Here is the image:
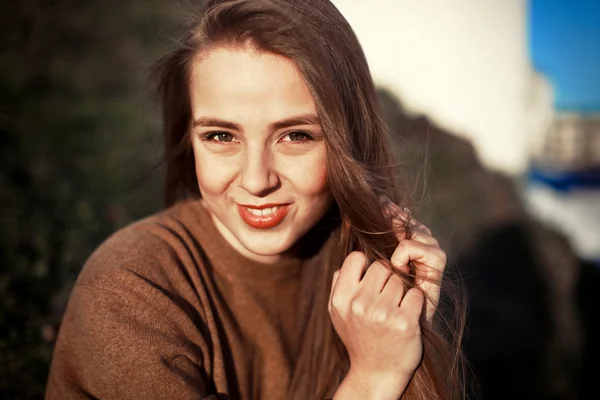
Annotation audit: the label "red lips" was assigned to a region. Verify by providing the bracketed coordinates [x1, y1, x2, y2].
[237, 203, 290, 229]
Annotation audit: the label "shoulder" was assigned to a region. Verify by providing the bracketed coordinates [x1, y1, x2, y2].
[48, 201, 217, 399]
[56, 200, 214, 351]
[76, 200, 210, 299]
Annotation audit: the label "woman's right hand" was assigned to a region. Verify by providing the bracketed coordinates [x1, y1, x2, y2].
[328, 252, 425, 399]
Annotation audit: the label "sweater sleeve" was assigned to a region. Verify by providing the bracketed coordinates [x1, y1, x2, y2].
[46, 243, 219, 399]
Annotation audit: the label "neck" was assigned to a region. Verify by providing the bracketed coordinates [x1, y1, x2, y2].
[208, 209, 296, 265]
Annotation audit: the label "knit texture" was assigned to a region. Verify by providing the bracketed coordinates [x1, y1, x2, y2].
[46, 199, 340, 399]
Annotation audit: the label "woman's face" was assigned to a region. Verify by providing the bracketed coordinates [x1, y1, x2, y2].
[189, 46, 333, 264]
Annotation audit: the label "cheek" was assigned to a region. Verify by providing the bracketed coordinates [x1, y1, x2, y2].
[193, 144, 238, 196]
[282, 150, 330, 199]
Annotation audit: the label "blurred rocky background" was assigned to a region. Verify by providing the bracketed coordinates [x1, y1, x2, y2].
[1, 0, 599, 399]
[1, 1, 175, 397]
[380, 88, 599, 399]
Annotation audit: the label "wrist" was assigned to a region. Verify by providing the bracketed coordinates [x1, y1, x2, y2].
[334, 368, 412, 400]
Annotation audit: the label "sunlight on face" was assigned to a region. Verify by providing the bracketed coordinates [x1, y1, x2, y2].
[189, 46, 333, 264]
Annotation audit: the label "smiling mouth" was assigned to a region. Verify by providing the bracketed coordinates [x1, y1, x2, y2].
[244, 205, 283, 216]
[237, 203, 290, 229]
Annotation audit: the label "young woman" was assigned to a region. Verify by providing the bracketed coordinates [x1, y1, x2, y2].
[47, 0, 465, 399]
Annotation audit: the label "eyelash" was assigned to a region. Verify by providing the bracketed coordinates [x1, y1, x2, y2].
[200, 131, 314, 144]
[201, 131, 236, 143]
[281, 131, 314, 143]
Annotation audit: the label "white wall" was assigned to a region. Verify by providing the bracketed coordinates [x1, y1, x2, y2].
[331, 0, 531, 174]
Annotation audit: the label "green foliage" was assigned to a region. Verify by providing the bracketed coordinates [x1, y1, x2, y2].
[0, 1, 179, 397]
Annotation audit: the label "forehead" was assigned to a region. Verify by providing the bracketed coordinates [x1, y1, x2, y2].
[189, 47, 318, 122]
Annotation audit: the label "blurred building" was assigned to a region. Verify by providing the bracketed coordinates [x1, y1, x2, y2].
[526, 0, 600, 264]
[332, 0, 530, 174]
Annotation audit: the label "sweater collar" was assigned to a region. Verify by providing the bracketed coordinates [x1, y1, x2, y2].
[183, 199, 306, 282]
[180, 199, 341, 282]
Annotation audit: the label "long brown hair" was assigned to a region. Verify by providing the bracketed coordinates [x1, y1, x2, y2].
[151, 0, 466, 399]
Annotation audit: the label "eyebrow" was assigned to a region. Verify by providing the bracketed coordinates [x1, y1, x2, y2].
[192, 113, 321, 131]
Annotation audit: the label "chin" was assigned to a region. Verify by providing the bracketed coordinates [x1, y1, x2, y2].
[238, 231, 296, 257]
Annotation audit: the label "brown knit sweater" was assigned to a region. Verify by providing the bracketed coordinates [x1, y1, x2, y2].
[46, 200, 340, 399]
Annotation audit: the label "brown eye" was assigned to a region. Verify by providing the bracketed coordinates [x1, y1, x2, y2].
[206, 132, 235, 143]
[283, 131, 312, 142]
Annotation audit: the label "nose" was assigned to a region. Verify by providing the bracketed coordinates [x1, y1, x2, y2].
[238, 146, 280, 197]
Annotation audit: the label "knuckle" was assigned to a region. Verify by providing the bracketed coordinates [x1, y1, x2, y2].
[399, 239, 412, 249]
[388, 272, 403, 284]
[423, 263, 437, 274]
[371, 307, 388, 323]
[416, 232, 436, 246]
[394, 315, 419, 334]
[330, 296, 346, 312]
[395, 315, 410, 332]
[347, 251, 367, 265]
[403, 240, 421, 252]
[394, 240, 412, 257]
[428, 251, 447, 271]
[439, 250, 447, 264]
[393, 227, 409, 241]
[350, 298, 367, 316]
[370, 260, 388, 272]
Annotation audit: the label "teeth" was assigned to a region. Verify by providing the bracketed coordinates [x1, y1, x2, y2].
[246, 206, 280, 216]
[264, 207, 276, 215]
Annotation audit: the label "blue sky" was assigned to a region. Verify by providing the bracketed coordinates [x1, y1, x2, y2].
[529, 0, 600, 112]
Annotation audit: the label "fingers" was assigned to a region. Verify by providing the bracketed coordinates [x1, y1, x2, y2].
[382, 197, 447, 320]
[339, 251, 368, 284]
[381, 200, 435, 245]
[353, 268, 406, 322]
[415, 260, 444, 323]
[390, 239, 446, 324]
[380, 197, 446, 323]
[383, 204, 426, 233]
[407, 227, 438, 246]
[328, 269, 340, 315]
[350, 262, 394, 320]
[359, 261, 392, 293]
[330, 252, 368, 315]
[332, 242, 439, 325]
[380, 272, 406, 307]
[398, 288, 425, 322]
[331, 251, 425, 336]
[390, 240, 446, 280]
[329, 269, 340, 301]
